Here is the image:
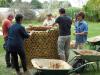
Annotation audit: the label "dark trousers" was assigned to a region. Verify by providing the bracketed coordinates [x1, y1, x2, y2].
[5, 49, 13, 66]
[11, 50, 27, 72]
[3, 38, 13, 66]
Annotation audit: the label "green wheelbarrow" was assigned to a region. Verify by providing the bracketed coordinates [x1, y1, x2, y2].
[31, 58, 94, 75]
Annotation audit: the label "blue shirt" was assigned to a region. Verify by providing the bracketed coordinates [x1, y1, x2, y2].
[7, 23, 29, 52]
[75, 20, 88, 43]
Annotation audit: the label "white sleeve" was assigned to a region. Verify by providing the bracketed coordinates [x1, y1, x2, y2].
[50, 18, 55, 25]
[43, 20, 47, 26]
[52, 18, 55, 23]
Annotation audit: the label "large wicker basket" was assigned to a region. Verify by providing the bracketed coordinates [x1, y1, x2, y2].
[26, 26, 51, 32]
[24, 29, 59, 68]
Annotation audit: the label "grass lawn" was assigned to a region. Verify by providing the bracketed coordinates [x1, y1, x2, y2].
[0, 37, 4, 55]
[0, 21, 100, 75]
[85, 22, 100, 38]
[23, 20, 42, 26]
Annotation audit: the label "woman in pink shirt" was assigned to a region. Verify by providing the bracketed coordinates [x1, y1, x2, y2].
[2, 14, 14, 68]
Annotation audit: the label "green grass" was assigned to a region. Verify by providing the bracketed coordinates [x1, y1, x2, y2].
[0, 21, 100, 75]
[23, 20, 42, 26]
[0, 36, 4, 55]
[88, 22, 100, 37]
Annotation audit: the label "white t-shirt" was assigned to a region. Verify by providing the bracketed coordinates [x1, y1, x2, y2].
[43, 18, 55, 26]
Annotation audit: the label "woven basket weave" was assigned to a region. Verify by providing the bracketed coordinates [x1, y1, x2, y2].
[24, 29, 59, 68]
[26, 26, 51, 32]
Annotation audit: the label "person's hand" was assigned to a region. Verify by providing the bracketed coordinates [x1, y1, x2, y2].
[73, 32, 76, 35]
[73, 32, 80, 35]
[29, 30, 34, 35]
[45, 26, 52, 29]
[48, 26, 53, 29]
[28, 24, 33, 28]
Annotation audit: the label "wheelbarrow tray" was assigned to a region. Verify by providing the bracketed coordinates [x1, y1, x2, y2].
[73, 50, 100, 62]
[87, 36, 100, 42]
[87, 36, 100, 45]
[31, 59, 72, 75]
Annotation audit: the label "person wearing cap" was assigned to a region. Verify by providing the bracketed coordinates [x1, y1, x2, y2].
[7, 14, 30, 75]
[52, 8, 72, 61]
[2, 14, 14, 68]
[74, 12, 88, 49]
[43, 14, 55, 26]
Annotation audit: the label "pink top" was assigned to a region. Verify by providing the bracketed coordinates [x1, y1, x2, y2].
[2, 19, 12, 39]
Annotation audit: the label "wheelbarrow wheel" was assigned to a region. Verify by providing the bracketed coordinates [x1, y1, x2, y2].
[72, 59, 86, 73]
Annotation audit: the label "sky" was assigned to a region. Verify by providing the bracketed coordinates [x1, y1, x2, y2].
[13, 0, 88, 8]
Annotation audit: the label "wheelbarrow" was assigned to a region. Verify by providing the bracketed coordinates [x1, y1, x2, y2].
[31, 58, 94, 75]
[71, 50, 100, 70]
[87, 36, 100, 50]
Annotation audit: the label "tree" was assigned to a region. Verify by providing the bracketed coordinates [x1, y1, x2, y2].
[84, 0, 100, 21]
[43, 0, 71, 13]
[0, 0, 12, 7]
[59, 1, 71, 8]
[10, 1, 36, 20]
[66, 7, 81, 19]
[0, 0, 6, 7]
[31, 0, 42, 9]
[7, 0, 12, 3]
[6, 0, 12, 6]
[15, 0, 21, 3]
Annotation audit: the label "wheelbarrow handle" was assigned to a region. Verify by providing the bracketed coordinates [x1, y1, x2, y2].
[68, 55, 81, 63]
[68, 62, 95, 74]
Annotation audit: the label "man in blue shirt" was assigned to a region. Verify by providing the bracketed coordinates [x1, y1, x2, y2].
[7, 14, 30, 75]
[74, 12, 88, 49]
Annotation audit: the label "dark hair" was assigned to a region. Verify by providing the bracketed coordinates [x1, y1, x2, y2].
[77, 12, 85, 19]
[47, 14, 52, 17]
[7, 14, 14, 18]
[59, 8, 65, 14]
[15, 14, 23, 22]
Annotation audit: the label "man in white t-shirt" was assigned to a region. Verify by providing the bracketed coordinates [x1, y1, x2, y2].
[43, 14, 55, 26]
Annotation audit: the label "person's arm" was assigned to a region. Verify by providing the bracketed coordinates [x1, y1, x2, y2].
[43, 19, 47, 26]
[75, 32, 87, 35]
[52, 22, 58, 27]
[19, 26, 29, 39]
[52, 17, 60, 27]
[2, 20, 10, 38]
